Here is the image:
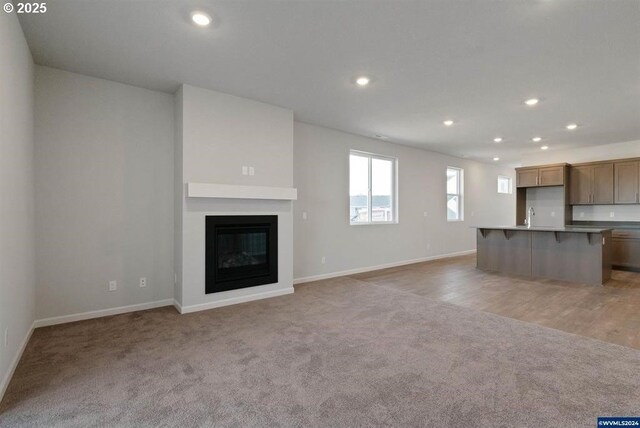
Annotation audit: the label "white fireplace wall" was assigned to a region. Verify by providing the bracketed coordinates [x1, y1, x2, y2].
[180, 84, 293, 186]
[175, 84, 295, 309]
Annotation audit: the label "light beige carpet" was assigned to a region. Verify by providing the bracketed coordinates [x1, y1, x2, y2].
[1, 275, 639, 427]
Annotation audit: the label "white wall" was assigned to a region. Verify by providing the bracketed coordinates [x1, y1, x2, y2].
[181, 85, 293, 187]
[521, 140, 640, 166]
[176, 85, 295, 309]
[174, 87, 184, 304]
[522, 140, 640, 223]
[0, 13, 35, 398]
[293, 122, 516, 280]
[34, 66, 175, 320]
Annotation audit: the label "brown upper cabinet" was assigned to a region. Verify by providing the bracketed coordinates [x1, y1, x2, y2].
[516, 165, 564, 188]
[569, 163, 614, 205]
[614, 161, 640, 204]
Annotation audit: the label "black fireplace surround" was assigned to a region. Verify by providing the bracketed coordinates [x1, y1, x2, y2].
[205, 215, 278, 294]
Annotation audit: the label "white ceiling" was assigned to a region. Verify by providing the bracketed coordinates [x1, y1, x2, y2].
[18, 0, 640, 164]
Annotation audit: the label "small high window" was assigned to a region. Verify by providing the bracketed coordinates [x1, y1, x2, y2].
[498, 175, 512, 194]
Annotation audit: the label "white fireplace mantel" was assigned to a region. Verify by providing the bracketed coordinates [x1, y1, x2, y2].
[186, 182, 298, 201]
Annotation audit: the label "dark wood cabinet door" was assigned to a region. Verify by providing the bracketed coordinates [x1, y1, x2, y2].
[569, 166, 592, 204]
[612, 230, 640, 268]
[593, 163, 614, 204]
[538, 166, 564, 186]
[614, 161, 639, 204]
[516, 168, 539, 187]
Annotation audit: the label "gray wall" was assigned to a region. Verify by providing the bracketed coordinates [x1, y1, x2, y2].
[293, 122, 516, 280]
[0, 13, 35, 396]
[34, 66, 174, 319]
[177, 85, 294, 308]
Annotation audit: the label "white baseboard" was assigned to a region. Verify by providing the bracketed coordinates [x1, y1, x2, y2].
[0, 321, 35, 403]
[173, 299, 183, 314]
[177, 287, 295, 314]
[33, 299, 175, 328]
[294, 249, 477, 285]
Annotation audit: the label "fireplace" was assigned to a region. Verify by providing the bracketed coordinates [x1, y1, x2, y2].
[205, 215, 278, 294]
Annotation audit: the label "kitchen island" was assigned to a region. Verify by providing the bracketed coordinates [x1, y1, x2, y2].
[475, 226, 612, 285]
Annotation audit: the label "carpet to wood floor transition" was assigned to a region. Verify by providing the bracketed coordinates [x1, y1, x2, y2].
[1, 267, 639, 426]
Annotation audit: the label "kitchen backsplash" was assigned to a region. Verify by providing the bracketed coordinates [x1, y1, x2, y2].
[526, 186, 565, 227]
[573, 205, 640, 222]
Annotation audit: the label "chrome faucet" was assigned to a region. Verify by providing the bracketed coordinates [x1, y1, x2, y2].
[525, 207, 535, 228]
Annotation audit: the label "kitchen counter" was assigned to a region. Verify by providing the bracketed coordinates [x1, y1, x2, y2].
[475, 225, 613, 233]
[474, 226, 612, 285]
[570, 221, 640, 230]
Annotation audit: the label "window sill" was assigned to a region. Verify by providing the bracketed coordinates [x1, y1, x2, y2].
[350, 221, 399, 226]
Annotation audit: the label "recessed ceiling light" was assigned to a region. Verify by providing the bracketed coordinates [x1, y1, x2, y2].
[355, 76, 370, 87]
[493, 137, 503, 143]
[443, 120, 454, 126]
[532, 137, 542, 142]
[566, 123, 578, 130]
[191, 11, 212, 27]
[540, 145, 549, 150]
[493, 157, 500, 161]
[524, 98, 539, 106]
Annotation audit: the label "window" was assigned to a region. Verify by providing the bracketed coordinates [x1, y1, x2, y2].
[497, 175, 512, 194]
[350, 151, 396, 224]
[446, 167, 463, 221]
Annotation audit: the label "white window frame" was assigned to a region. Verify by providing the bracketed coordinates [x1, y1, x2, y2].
[349, 150, 398, 225]
[497, 175, 512, 194]
[446, 167, 464, 222]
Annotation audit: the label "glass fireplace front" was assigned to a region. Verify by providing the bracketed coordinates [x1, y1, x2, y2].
[205, 215, 278, 293]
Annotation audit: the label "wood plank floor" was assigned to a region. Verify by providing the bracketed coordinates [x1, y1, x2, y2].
[350, 254, 640, 349]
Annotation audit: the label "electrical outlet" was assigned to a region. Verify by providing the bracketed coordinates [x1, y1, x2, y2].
[321, 256, 326, 264]
[610, 211, 615, 218]
[423, 211, 428, 217]
[302, 212, 307, 220]
[551, 211, 556, 217]
[249, 167, 255, 176]
[427, 243, 431, 250]
[108, 280, 117, 292]
[139, 277, 147, 288]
